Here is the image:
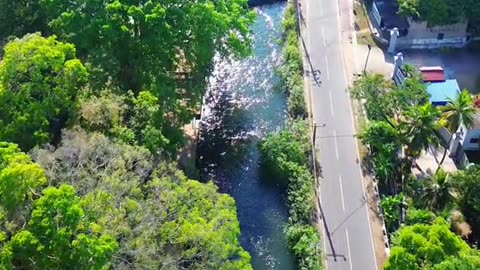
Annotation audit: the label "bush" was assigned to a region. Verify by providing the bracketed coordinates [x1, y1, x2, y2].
[285, 224, 322, 270]
[259, 4, 323, 269]
[278, 3, 306, 119]
[259, 119, 322, 269]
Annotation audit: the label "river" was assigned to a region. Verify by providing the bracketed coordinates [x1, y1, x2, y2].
[196, 2, 296, 270]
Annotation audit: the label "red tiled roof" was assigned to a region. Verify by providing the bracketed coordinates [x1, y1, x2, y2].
[421, 70, 446, 82]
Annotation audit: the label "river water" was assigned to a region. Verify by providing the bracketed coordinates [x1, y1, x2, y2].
[196, 2, 296, 270]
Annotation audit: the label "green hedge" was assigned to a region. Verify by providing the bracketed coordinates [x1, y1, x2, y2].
[259, 3, 323, 269]
[278, 3, 306, 119]
[259, 120, 323, 269]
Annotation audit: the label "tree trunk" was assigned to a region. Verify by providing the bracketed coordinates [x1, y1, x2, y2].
[437, 133, 453, 173]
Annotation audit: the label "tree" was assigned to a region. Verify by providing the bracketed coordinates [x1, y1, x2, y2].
[384, 218, 480, 270]
[400, 103, 441, 158]
[0, 185, 118, 270]
[259, 120, 310, 184]
[420, 168, 456, 211]
[452, 165, 480, 241]
[0, 33, 88, 150]
[39, 0, 256, 152]
[438, 90, 475, 170]
[351, 74, 396, 122]
[380, 193, 405, 232]
[33, 130, 253, 269]
[285, 224, 322, 270]
[0, 142, 47, 241]
[0, 0, 48, 42]
[397, 0, 465, 27]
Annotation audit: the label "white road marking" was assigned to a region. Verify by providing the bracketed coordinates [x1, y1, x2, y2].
[333, 0, 379, 267]
[322, 26, 326, 47]
[325, 55, 330, 80]
[328, 90, 334, 116]
[339, 175, 346, 211]
[346, 229, 353, 270]
[333, 130, 339, 160]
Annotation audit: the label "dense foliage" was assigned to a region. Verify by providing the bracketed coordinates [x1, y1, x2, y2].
[0, 142, 118, 269]
[353, 71, 480, 268]
[396, 0, 480, 28]
[32, 130, 252, 269]
[279, 3, 306, 119]
[0, 0, 256, 153]
[259, 121, 322, 270]
[258, 3, 322, 269]
[0, 34, 88, 150]
[385, 218, 480, 270]
[0, 0, 257, 268]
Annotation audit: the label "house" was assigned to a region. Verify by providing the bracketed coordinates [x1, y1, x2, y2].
[371, 0, 470, 50]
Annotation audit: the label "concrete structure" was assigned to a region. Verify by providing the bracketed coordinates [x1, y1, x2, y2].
[392, 52, 405, 85]
[461, 114, 480, 151]
[388, 28, 399, 53]
[371, 0, 470, 50]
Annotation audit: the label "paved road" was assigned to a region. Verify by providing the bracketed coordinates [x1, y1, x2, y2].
[301, 0, 378, 269]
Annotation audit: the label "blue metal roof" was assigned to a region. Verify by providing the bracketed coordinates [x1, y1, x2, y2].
[426, 79, 460, 105]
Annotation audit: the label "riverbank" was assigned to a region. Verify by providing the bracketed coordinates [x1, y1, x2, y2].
[259, 2, 323, 269]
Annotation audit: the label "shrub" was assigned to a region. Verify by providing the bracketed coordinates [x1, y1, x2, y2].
[285, 224, 322, 270]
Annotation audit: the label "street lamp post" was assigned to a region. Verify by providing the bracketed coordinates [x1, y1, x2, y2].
[312, 123, 326, 145]
[363, 43, 372, 75]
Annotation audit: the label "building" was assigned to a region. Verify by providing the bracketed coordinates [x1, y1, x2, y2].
[371, 0, 470, 50]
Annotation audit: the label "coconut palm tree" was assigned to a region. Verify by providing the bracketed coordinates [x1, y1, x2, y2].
[398, 103, 441, 190]
[421, 168, 456, 211]
[401, 103, 441, 159]
[437, 90, 475, 170]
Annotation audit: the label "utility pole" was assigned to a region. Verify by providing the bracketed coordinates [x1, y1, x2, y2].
[363, 43, 372, 75]
[312, 123, 326, 145]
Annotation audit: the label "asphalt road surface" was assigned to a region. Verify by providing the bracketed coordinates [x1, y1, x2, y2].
[301, 0, 378, 269]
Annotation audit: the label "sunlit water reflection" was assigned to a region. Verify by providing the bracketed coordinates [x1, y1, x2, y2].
[197, 3, 296, 270]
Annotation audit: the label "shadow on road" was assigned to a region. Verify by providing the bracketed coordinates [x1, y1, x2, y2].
[330, 196, 367, 236]
[318, 197, 347, 262]
[299, 26, 322, 86]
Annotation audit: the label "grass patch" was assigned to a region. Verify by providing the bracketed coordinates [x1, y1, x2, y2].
[353, 1, 376, 46]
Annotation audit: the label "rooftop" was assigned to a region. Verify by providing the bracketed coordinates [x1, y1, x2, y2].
[426, 79, 460, 105]
[421, 69, 446, 82]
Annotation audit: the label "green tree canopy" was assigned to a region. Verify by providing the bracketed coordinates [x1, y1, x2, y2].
[33, 129, 252, 269]
[384, 218, 480, 270]
[0, 142, 117, 270]
[0, 185, 118, 270]
[0, 33, 88, 150]
[36, 0, 256, 152]
[397, 0, 468, 27]
[0, 0, 48, 42]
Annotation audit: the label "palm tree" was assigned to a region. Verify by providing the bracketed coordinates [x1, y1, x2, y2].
[398, 103, 441, 191]
[437, 90, 475, 170]
[421, 168, 456, 211]
[401, 103, 441, 159]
